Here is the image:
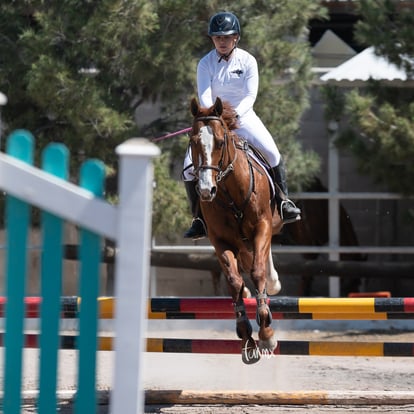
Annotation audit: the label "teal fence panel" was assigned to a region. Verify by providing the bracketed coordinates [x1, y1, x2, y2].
[0, 132, 158, 414]
[3, 130, 34, 414]
[38, 144, 69, 414]
[75, 160, 105, 414]
[2, 130, 105, 414]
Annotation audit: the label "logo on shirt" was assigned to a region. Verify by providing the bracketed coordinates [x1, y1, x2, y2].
[231, 69, 243, 77]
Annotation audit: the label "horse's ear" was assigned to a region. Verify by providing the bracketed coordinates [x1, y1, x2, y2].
[190, 98, 199, 117]
[213, 97, 223, 116]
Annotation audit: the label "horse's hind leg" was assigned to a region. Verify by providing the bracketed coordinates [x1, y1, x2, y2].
[250, 221, 278, 354]
[266, 250, 281, 295]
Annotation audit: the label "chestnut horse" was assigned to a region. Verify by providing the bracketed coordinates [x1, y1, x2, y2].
[189, 97, 283, 364]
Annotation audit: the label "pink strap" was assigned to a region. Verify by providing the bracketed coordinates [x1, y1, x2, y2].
[152, 127, 192, 142]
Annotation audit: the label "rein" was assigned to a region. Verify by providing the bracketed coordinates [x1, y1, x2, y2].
[152, 127, 192, 142]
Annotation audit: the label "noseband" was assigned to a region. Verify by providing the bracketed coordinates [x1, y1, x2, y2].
[192, 115, 237, 182]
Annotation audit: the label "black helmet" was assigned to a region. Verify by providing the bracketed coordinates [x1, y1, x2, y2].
[208, 12, 240, 37]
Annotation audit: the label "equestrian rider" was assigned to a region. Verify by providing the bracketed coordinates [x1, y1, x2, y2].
[183, 11, 301, 239]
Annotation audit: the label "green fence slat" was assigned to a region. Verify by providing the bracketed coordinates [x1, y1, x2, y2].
[38, 143, 69, 414]
[4, 130, 34, 414]
[75, 160, 105, 414]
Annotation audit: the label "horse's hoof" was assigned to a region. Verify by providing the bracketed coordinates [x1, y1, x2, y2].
[258, 333, 278, 355]
[266, 280, 281, 296]
[241, 338, 260, 364]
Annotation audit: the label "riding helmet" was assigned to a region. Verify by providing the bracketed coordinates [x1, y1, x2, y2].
[208, 12, 241, 36]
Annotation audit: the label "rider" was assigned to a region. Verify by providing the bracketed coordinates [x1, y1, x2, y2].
[183, 11, 301, 240]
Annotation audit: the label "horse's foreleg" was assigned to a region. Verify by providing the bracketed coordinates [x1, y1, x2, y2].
[234, 293, 260, 364]
[256, 290, 278, 354]
[219, 249, 260, 364]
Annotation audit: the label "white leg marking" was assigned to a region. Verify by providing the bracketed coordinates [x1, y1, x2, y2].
[266, 250, 281, 295]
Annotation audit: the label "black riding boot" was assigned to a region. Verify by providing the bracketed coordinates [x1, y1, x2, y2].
[183, 181, 207, 240]
[271, 161, 301, 224]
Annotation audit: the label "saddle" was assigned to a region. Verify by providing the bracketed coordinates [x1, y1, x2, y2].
[237, 139, 275, 199]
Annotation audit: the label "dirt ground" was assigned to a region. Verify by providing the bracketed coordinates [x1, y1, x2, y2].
[143, 404, 414, 413]
[20, 403, 414, 413]
[17, 326, 414, 413]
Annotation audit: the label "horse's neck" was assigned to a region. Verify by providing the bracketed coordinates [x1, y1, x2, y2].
[224, 133, 240, 164]
[223, 134, 251, 183]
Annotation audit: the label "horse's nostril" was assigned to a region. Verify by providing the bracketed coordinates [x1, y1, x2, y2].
[199, 188, 211, 199]
[199, 186, 217, 202]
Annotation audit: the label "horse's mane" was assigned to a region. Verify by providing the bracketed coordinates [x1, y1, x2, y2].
[194, 98, 239, 131]
[220, 101, 239, 131]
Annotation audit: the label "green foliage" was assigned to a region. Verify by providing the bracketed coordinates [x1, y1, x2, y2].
[356, 0, 414, 75]
[322, 1, 414, 195]
[152, 152, 189, 241]
[320, 85, 346, 122]
[336, 87, 414, 194]
[0, 0, 325, 236]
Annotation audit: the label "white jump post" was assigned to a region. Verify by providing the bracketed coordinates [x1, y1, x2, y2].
[111, 138, 160, 414]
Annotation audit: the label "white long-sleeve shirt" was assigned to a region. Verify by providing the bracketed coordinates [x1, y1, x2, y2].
[197, 47, 258, 118]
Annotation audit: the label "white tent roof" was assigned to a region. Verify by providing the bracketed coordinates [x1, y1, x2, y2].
[320, 47, 412, 86]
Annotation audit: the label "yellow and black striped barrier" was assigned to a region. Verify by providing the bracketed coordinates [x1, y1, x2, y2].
[3, 296, 413, 321]
[148, 296, 414, 320]
[3, 334, 413, 357]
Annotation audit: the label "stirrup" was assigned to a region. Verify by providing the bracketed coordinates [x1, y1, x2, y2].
[183, 217, 207, 240]
[280, 200, 301, 224]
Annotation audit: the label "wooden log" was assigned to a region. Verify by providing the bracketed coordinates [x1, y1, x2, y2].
[144, 390, 414, 405]
[150, 251, 414, 279]
[63, 245, 414, 279]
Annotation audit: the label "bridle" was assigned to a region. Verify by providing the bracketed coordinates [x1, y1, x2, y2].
[192, 115, 238, 183]
[191, 114, 256, 236]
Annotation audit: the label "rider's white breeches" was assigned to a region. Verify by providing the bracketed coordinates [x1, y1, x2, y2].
[183, 110, 281, 182]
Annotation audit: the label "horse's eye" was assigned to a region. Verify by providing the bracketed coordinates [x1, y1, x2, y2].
[216, 139, 224, 149]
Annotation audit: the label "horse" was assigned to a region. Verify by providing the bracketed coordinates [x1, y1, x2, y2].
[188, 96, 283, 364]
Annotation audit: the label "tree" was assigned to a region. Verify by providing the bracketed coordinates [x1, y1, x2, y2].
[0, 1, 324, 240]
[322, 0, 414, 195]
[0, 1, 204, 162]
[356, 0, 414, 76]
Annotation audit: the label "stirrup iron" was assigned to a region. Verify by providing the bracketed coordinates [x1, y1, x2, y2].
[280, 199, 301, 224]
